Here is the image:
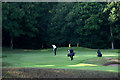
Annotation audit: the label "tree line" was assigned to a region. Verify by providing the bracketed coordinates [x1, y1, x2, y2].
[2, 2, 120, 49]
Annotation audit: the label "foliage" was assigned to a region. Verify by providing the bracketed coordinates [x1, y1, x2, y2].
[2, 2, 120, 49]
[103, 2, 120, 49]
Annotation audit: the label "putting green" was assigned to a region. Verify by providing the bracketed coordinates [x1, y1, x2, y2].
[2, 47, 119, 72]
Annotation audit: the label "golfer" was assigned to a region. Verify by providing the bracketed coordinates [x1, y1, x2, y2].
[52, 45, 57, 55]
[67, 48, 75, 61]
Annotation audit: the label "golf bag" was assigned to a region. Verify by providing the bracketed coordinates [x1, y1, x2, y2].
[97, 49, 102, 57]
[98, 53, 102, 57]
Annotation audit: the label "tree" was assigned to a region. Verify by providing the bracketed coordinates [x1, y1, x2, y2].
[48, 3, 77, 46]
[48, 2, 109, 48]
[103, 2, 120, 49]
[74, 2, 107, 48]
[2, 2, 38, 49]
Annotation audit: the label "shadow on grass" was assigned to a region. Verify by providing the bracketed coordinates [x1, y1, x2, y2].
[2, 62, 12, 67]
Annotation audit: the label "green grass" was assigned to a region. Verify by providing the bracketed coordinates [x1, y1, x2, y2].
[2, 47, 119, 73]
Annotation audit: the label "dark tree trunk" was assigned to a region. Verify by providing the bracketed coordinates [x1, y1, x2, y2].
[10, 36, 13, 49]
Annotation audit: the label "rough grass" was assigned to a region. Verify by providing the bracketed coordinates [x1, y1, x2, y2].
[2, 68, 118, 78]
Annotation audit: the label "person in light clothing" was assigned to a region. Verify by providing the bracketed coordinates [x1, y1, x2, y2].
[52, 45, 57, 55]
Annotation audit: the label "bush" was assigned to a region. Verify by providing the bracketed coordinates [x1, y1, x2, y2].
[118, 49, 120, 53]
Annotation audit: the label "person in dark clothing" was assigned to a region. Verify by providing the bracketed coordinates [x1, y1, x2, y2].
[67, 48, 75, 61]
[97, 49, 102, 57]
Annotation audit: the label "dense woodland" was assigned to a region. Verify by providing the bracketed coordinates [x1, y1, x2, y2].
[2, 2, 120, 49]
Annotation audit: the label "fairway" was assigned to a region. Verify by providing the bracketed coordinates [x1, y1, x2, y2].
[2, 47, 119, 73]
